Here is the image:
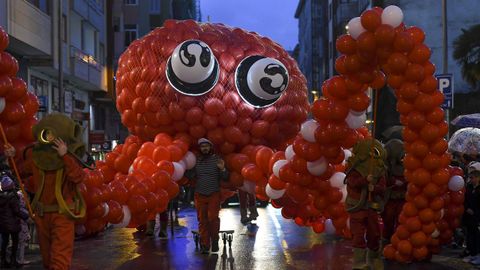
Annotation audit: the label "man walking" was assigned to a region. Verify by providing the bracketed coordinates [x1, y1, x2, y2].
[186, 138, 229, 254]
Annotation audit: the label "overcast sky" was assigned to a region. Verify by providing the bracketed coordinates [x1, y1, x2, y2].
[200, 0, 299, 51]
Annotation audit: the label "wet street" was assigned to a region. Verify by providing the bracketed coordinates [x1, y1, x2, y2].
[22, 205, 477, 270]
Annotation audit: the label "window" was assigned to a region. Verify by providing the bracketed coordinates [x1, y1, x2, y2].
[124, 24, 138, 47]
[30, 75, 49, 96]
[62, 15, 67, 42]
[150, 0, 160, 13]
[27, 0, 51, 15]
[124, 0, 137, 5]
[99, 43, 105, 65]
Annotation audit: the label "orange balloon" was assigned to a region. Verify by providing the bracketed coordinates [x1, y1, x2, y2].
[406, 217, 422, 232]
[157, 160, 174, 176]
[152, 146, 171, 162]
[397, 240, 413, 256]
[383, 245, 397, 260]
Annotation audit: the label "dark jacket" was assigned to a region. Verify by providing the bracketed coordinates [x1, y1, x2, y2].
[0, 190, 29, 233]
[463, 183, 480, 224]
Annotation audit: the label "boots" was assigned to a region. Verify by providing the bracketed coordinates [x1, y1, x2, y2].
[1, 248, 10, 268]
[145, 220, 155, 236]
[352, 248, 368, 270]
[9, 255, 20, 269]
[17, 242, 29, 265]
[367, 249, 384, 270]
[158, 220, 168, 239]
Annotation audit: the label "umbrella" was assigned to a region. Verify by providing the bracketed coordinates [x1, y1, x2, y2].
[448, 127, 480, 155]
[381, 125, 403, 142]
[451, 113, 480, 128]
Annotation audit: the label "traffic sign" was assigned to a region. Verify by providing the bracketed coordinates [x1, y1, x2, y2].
[436, 74, 454, 109]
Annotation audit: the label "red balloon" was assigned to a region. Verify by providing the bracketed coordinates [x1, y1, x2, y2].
[5, 78, 27, 101]
[0, 75, 12, 97]
[127, 195, 148, 214]
[0, 27, 8, 51]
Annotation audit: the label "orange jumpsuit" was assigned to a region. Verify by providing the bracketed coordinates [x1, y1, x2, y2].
[21, 148, 85, 270]
[345, 170, 386, 251]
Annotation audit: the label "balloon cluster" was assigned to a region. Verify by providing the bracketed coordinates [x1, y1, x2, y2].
[327, 5, 453, 262]
[76, 134, 192, 234]
[115, 20, 309, 153]
[0, 27, 39, 153]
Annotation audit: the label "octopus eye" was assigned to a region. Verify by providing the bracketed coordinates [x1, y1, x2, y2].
[166, 39, 219, 96]
[235, 55, 289, 108]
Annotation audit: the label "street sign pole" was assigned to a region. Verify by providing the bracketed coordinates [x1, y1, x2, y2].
[442, 0, 449, 140]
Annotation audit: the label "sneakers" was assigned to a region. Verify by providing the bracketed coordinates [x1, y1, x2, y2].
[158, 230, 168, 239]
[211, 241, 219, 252]
[249, 213, 259, 221]
[241, 217, 250, 225]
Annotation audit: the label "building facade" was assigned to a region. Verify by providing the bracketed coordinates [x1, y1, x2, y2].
[102, 0, 200, 143]
[0, 0, 109, 147]
[295, 0, 369, 102]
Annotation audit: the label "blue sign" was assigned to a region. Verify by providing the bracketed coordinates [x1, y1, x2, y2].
[38, 95, 48, 112]
[436, 74, 454, 109]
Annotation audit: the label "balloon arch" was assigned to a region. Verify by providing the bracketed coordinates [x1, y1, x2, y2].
[0, 5, 465, 264]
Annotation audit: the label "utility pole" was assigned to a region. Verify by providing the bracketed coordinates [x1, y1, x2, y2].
[442, 0, 449, 139]
[58, 0, 64, 113]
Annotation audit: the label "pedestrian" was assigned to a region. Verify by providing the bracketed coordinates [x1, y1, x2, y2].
[238, 189, 258, 225]
[185, 138, 229, 254]
[14, 114, 87, 270]
[461, 162, 480, 264]
[145, 211, 169, 239]
[0, 160, 29, 268]
[382, 139, 406, 245]
[16, 190, 31, 265]
[344, 139, 386, 270]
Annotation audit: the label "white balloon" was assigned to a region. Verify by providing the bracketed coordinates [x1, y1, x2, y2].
[0, 98, 5, 114]
[273, 160, 289, 178]
[265, 184, 285, 199]
[347, 17, 366, 39]
[241, 180, 256, 194]
[448, 175, 464, 191]
[300, 120, 319, 143]
[183, 152, 196, 170]
[102, 202, 110, 218]
[178, 160, 187, 170]
[350, 110, 366, 116]
[114, 205, 131, 228]
[346, 110, 366, 129]
[381, 5, 404, 27]
[343, 149, 352, 160]
[340, 186, 348, 203]
[307, 157, 327, 176]
[285, 146, 295, 161]
[324, 219, 336, 235]
[172, 162, 185, 181]
[330, 172, 347, 188]
[431, 229, 440, 238]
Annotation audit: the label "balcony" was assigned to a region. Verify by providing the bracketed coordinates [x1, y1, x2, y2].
[69, 46, 107, 92]
[2, 0, 52, 56]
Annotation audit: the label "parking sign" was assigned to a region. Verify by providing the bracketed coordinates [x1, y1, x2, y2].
[436, 74, 454, 109]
